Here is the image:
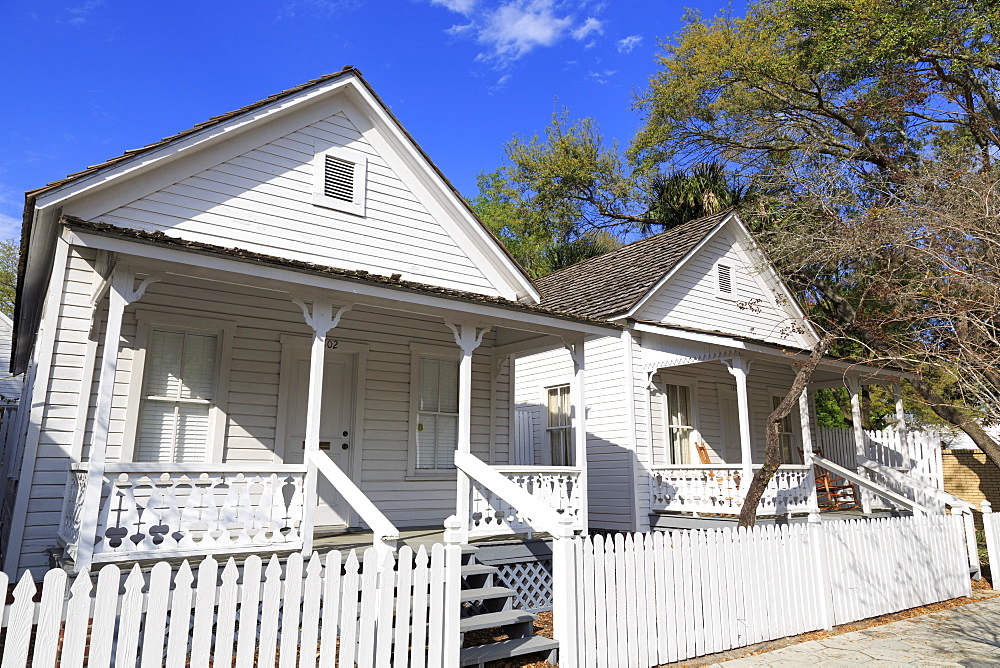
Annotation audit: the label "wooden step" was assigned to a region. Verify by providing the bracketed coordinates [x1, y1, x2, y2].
[461, 564, 496, 578]
[459, 610, 536, 632]
[460, 586, 516, 603]
[460, 636, 559, 666]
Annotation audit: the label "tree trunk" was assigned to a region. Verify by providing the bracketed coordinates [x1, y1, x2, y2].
[738, 338, 831, 527]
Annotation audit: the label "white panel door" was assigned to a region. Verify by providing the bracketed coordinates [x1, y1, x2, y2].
[286, 350, 357, 528]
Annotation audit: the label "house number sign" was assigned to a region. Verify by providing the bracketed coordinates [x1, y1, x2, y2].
[325, 339, 340, 349]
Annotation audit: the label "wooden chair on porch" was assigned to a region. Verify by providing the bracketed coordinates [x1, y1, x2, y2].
[799, 445, 860, 511]
[696, 443, 740, 509]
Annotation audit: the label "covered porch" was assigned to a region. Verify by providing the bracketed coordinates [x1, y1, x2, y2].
[52, 223, 609, 572]
[636, 324, 923, 520]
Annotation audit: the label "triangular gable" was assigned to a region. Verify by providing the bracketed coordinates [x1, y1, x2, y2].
[628, 213, 818, 349]
[30, 71, 538, 302]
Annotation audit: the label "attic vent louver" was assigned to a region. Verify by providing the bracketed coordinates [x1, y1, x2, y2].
[324, 155, 355, 202]
[312, 146, 367, 216]
[717, 263, 734, 297]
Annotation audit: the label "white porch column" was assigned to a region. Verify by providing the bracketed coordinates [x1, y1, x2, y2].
[892, 382, 910, 467]
[446, 321, 489, 542]
[724, 356, 754, 485]
[799, 390, 820, 513]
[75, 265, 162, 572]
[564, 337, 588, 530]
[847, 377, 873, 513]
[293, 297, 353, 556]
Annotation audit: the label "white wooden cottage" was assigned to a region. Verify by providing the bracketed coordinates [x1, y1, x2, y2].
[514, 211, 948, 532]
[0, 68, 618, 579]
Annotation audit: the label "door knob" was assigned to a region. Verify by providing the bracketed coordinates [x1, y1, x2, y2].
[341, 443, 349, 450]
[343, 430, 349, 437]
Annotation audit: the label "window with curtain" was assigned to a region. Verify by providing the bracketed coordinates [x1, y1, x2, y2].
[546, 385, 572, 466]
[772, 395, 797, 463]
[136, 328, 219, 463]
[415, 356, 459, 469]
[665, 384, 693, 464]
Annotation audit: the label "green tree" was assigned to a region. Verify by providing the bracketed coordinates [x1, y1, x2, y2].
[630, 0, 1000, 476]
[0, 240, 17, 319]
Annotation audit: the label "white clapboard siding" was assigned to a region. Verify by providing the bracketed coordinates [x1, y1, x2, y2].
[16, 248, 510, 575]
[87, 110, 501, 297]
[557, 514, 970, 667]
[634, 230, 812, 348]
[515, 335, 633, 530]
[0, 544, 458, 668]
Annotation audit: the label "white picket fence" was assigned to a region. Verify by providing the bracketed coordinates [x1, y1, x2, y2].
[0, 542, 461, 668]
[556, 514, 971, 667]
[984, 501, 1000, 585]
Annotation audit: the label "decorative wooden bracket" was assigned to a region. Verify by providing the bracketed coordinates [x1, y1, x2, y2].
[445, 321, 490, 355]
[291, 296, 353, 335]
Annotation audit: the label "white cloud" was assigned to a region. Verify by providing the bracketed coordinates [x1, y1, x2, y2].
[437, 1, 606, 65]
[571, 17, 602, 41]
[477, 1, 573, 61]
[587, 68, 617, 84]
[616, 34, 642, 54]
[431, 0, 477, 14]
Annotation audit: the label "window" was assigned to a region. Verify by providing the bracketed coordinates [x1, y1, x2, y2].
[665, 384, 693, 464]
[136, 328, 219, 463]
[546, 385, 572, 466]
[771, 395, 798, 464]
[415, 356, 459, 470]
[312, 146, 367, 216]
[716, 263, 736, 299]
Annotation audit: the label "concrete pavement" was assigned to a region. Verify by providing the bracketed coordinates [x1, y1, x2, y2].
[713, 596, 1000, 667]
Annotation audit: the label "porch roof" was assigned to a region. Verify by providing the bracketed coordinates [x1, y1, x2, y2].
[62, 216, 622, 334]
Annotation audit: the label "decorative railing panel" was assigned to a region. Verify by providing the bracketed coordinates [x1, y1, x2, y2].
[650, 465, 813, 515]
[63, 464, 308, 561]
[468, 467, 582, 537]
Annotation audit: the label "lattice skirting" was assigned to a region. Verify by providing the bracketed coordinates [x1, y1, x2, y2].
[493, 558, 553, 612]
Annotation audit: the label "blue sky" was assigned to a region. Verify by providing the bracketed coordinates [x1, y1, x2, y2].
[0, 0, 744, 241]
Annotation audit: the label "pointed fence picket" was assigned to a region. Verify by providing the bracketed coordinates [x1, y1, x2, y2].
[560, 513, 971, 668]
[0, 540, 460, 668]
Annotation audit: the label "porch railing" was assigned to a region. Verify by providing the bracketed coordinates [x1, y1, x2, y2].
[61, 463, 308, 562]
[649, 465, 814, 516]
[457, 454, 583, 537]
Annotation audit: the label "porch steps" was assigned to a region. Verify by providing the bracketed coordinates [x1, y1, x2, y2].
[458, 544, 558, 667]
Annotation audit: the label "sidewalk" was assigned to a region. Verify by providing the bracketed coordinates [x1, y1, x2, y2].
[714, 595, 1000, 667]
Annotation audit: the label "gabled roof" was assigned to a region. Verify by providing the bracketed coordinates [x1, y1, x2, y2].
[534, 211, 730, 319]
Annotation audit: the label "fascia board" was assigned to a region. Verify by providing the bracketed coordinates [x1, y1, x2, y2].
[66, 230, 615, 338]
[344, 84, 540, 303]
[33, 76, 358, 211]
[623, 211, 736, 318]
[631, 321, 910, 379]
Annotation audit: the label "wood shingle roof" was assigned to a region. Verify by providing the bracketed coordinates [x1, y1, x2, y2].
[534, 211, 730, 320]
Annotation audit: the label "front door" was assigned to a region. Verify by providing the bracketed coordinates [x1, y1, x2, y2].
[285, 349, 357, 529]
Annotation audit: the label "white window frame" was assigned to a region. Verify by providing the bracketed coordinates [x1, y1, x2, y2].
[407, 343, 461, 478]
[544, 384, 573, 467]
[121, 309, 236, 464]
[311, 144, 368, 217]
[715, 261, 737, 300]
[769, 389, 801, 464]
[658, 378, 700, 466]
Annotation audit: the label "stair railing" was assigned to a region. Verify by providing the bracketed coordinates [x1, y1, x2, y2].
[811, 455, 930, 514]
[859, 457, 981, 579]
[455, 451, 578, 665]
[308, 451, 399, 554]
